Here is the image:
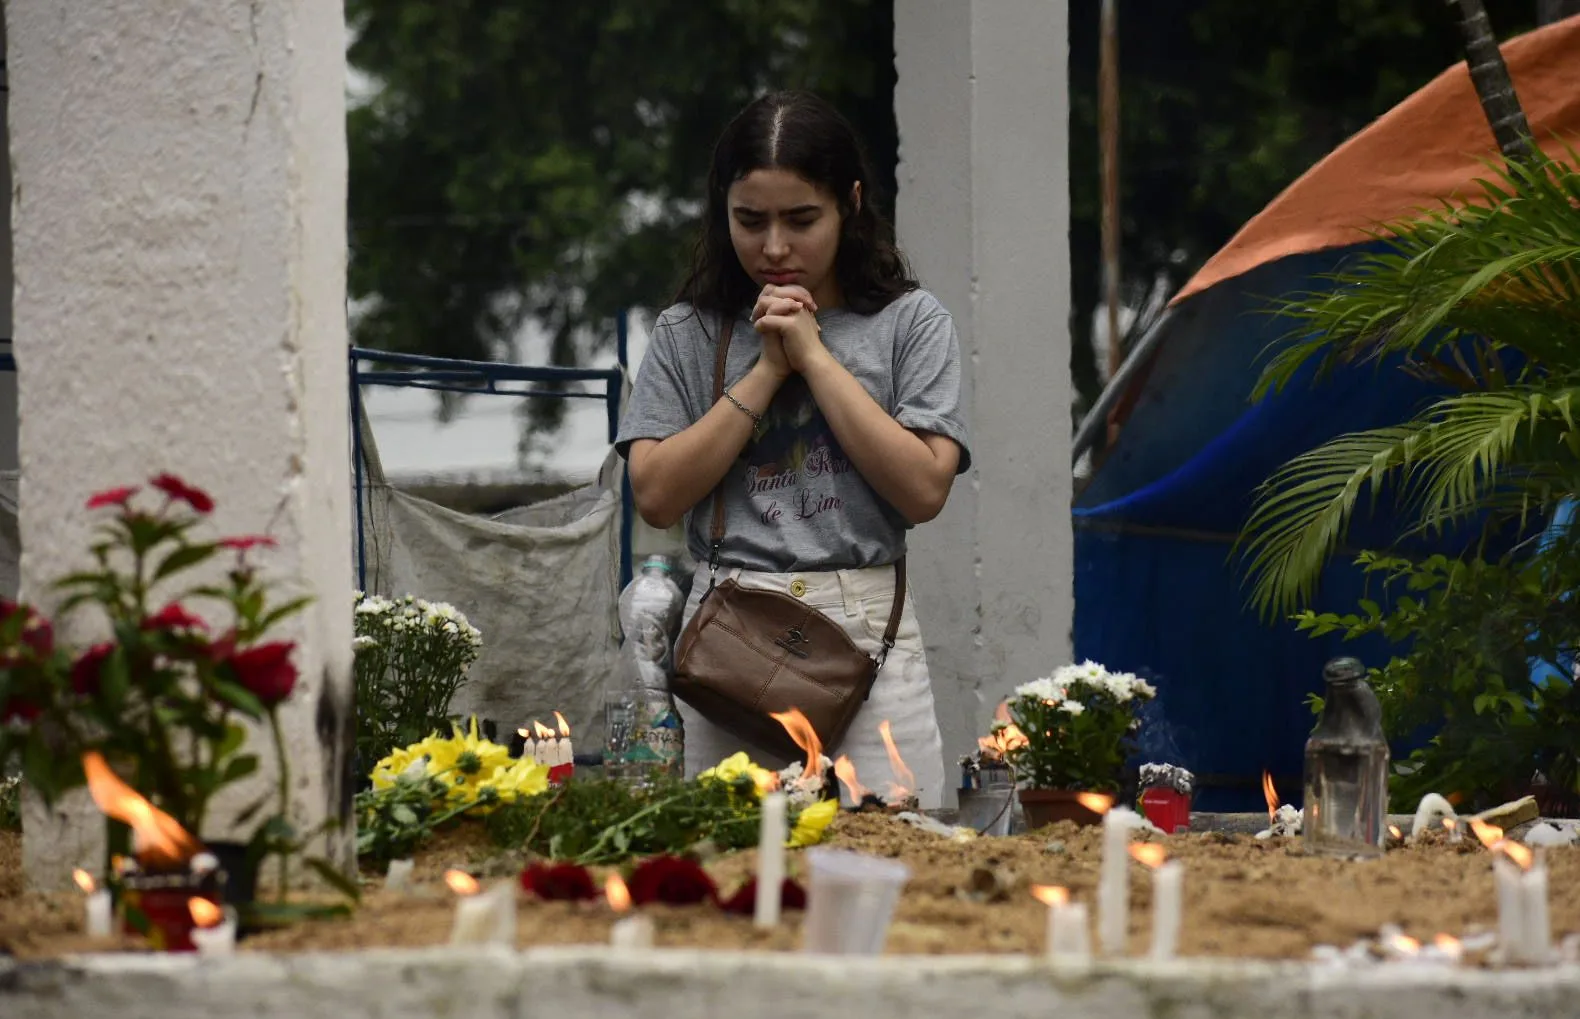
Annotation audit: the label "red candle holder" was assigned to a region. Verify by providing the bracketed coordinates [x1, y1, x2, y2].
[119, 869, 225, 952]
[548, 763, 575, 786]
[1140, 787, 1191, 834]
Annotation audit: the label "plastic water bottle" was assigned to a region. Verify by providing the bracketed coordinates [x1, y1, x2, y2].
[605, 554, 686, 783]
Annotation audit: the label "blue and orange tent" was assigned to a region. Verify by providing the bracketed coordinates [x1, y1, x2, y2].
[1074, 16, 1580, 810]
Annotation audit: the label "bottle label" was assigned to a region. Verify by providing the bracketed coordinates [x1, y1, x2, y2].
[625, 705, 683, 767]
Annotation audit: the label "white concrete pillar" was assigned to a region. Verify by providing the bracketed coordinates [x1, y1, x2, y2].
[8, 0, 354, 885]
[895, 0, 1072, 789]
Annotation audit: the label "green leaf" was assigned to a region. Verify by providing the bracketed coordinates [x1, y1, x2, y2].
[219, 754, 259, 785]
[304, 856, 363, 903]
[210, 678, 266, 719]
[390, 805, 418, 826]
[152, 543, 218, 584]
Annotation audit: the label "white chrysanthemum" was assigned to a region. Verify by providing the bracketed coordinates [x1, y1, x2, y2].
[1059, 700, 1086, 716]
[1014, 676, 1066, 703]
[352, 635, 380, 652]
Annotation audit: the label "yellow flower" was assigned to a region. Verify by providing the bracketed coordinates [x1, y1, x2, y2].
[409, 717, 513, 804]
[699, 752, 777, 796]
[787, 798, 839, 848]
[369, 745, 427, 791]
[475, 756, 550, 807]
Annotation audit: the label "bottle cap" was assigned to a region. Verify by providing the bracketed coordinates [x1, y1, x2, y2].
[1323, 657, 1366, 684]
[640, 554, 674, 574]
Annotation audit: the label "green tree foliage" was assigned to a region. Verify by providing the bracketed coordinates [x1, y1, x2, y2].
[347, 0, 1536, 448]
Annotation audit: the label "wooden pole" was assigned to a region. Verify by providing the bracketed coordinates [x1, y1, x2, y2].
[1099, 0, 1122, 381]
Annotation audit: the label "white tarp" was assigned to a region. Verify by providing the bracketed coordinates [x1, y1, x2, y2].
[357, 411, 622, 748]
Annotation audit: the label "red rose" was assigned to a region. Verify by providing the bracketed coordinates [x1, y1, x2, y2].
[218, 535, 277, 551]
[225, 642, 298, 706]
[0, 696, 40, 724]
[520, 862, 598, 902]
[71, 642, 116, 696]
[142, 602, 208, 632]
[626, 855, 718, 907]
[150, 473, 215, 514]
[86, 486, 139, 510]
[719, 876, 808, 916]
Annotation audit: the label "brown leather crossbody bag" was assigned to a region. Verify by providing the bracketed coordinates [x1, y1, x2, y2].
[671, 316, 905, 762]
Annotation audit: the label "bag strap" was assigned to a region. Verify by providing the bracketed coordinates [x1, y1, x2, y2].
[705, 314, 906, 664]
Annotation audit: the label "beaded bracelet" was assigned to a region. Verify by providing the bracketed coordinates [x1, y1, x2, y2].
[721, 389, 763, 426]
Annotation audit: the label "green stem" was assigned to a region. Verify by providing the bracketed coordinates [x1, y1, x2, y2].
[572, 789, 693, 865]
[268, 709, 290, 903]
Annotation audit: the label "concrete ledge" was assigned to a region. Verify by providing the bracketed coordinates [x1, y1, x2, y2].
[4, 948, 1580, 1019]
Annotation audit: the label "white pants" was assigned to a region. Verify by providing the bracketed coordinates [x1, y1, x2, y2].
[676, 561, 947, 809]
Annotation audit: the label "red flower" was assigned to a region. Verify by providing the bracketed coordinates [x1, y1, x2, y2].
[225, 642, 298, 706]
[520, 862, 598, 902]
[142, 602, 208, 632]
[71, 643, 116, 696]
[0, 600, 54, 660]
[1, 696, 40, 724]
[86, 486, 139, 510]
[719, 877, 808, 916]
[218, 535, 277, 551]
[150, 473, 215, 514]
[626, 855, 718, 907]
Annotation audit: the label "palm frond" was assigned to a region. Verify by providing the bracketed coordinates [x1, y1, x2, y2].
[1254, 155, 1580, 400]
[1240, 383, 1580, 619]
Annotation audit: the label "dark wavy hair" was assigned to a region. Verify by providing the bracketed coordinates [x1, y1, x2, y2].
[675, 91, 917, 318]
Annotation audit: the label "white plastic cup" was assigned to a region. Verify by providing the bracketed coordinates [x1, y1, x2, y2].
[802, 848, 910, 955]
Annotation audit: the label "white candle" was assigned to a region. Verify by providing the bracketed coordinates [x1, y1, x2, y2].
[384, 858, 415, 893]
[191, 906, 238, 956]
[754, 791, 789, 928]
[558, 737, 574, 766]
[446, 872, 515, 947]
[610, 914, 655, 949]
[1098, 807, 1141, 956]
[1493, 856, 1526, 961]
[1521, 856, 1551, 964]
[85, 889, 113, 938]
[1033, 886, 1091, 962]
[1149, 860, 1184, 960]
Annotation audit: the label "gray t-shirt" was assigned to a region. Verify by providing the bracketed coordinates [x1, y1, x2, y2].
[616, 288, 971, 572]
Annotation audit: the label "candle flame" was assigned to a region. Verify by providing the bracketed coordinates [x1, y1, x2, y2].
[978, 723, 1029, 761]
[553, 711, 571, 737]
[833, 755, 868, 803]
[1469, 818, 1503, 849]
[73, 868, 96, 894]
[517, 727, 531, 739]
[769, 708, 822, 785]
[444, 869, 480, 896]
[1261, 770, 1279, 824]
[1030, 884, 1070, 907]
[1128, 843, 1167, 869]
[532, 720, 555, 740]
[1075, 792, 1115, 815]
[82, 751, 201, 868]
[878, 720, 915, 801]
[1442, 818, 1457, 833]
[1387, 933, 1421, 956]
[188, 898, 223, 928]
[606, 873, 632, 913]
[1388, 825, 1402, 840]
[1499, 840, 1534, 870]
[1432, 933, 1462, 957]
[993, 700, 1012, 726]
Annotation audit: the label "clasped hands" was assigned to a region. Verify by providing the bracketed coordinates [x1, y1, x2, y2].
[749, 284, 831, 381]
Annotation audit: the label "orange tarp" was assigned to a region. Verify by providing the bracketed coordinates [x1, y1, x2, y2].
[1172, 15, 1580, 306]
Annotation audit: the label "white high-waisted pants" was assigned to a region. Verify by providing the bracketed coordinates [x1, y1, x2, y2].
[675, 561, 946, 809]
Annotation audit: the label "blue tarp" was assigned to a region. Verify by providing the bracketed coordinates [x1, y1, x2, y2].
[1073, 245, 1503, 811]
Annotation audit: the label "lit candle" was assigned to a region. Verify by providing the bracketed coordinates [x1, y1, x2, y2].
[1089, 795, 1140, 957]
[1129, 844, 1183, 960]
[1472, 818, 1549, 964]
[1031, 885, 1091, 962]
[188, 899, 237, 956]
[553, 711, 575, 769]
[1521, 852, 1551, 965]
[606, 874, 654, 949]
[445, 869, 516, 947]
[532, 721, 559, 765]
[1492, 855, 1526, 961]
[73, 868, 113, 938]
[755, 791, 789, 928]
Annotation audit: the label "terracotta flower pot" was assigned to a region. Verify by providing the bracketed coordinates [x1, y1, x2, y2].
[1018, 788, 1107, 829]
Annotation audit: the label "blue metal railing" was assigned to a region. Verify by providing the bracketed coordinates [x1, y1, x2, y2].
[349, 310, 633, 592]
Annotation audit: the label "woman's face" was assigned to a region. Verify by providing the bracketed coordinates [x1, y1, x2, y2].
[726, 168, 853, 308]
